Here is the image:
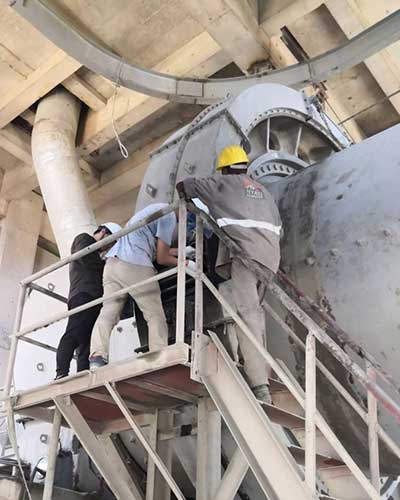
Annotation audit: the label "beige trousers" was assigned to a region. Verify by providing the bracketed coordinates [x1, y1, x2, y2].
[90, 258, 168, 359]
[230, 259, 273, 388]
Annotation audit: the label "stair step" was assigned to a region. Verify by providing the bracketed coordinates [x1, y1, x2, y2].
[272, 392, 304, 416]
[288, 445, 343, 469]
[269, 378, 287, 393]
[259, 402, 305, 429]
[293, 428, 341, 461]
[268, 379, 305, 414]
[319, 466, 366, 500]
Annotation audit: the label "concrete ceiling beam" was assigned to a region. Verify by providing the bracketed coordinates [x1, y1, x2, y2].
[0, 125, 38, 202]
[20, 109, 36, 126]
[62, 73, 107, 111]
[259, 0, 324, 37]
[90, 136, 167, 211]
[181, 2, 364, 143]
[326, 0, 400, 114]
[0, 49, 81, 129]
[1, 163, 38, 202]
[79, 31, 227, 158]
[0, 42, 97, 117]
[180, 0, 269, 72]
[0, 124, 32, 165]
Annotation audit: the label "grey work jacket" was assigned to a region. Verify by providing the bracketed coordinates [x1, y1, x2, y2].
[183, 174, 282, 278]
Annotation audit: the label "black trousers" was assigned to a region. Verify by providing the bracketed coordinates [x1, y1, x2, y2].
[56, 293, 102, 377]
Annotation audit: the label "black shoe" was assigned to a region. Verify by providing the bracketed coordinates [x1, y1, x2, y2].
[54, 374, 67, 380]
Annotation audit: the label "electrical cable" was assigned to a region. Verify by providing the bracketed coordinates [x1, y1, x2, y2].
[308, 83, 349, 146]
[111, 58, 129, 160]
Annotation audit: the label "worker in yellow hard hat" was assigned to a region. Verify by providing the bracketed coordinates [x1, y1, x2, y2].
[176, 144, 282, 405]
[216, 144, 249, 172]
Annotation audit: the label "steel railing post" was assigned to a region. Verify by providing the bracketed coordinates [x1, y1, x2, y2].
[42, 408, 62, 500]
[367, 363, 380, 491]
[175, 200, 187, 344]
[262, 300, 400, 460]
[194, 217, 203, 337]
[269, 281, 400, 423]
[146, 410, 159, 500]
[305, 332, 317, 497]
[4, 284, 27, 397]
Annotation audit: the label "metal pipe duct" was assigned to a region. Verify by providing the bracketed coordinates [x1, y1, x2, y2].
[32, 89, 97, 257]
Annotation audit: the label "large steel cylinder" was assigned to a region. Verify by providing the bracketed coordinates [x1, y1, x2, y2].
[137, 84, 400, 477]
[268, 123, 400, 473]
[32, 89, 97, 257]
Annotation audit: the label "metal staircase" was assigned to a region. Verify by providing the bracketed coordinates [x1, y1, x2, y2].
[3, 200, 400, 500]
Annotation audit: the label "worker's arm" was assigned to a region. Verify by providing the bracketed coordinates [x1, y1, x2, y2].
[176, 176, 218, 202]
[156, 239, 179, 266]
[72, 234, 103, 267]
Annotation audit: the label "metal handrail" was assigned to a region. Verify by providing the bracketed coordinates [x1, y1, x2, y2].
[189, 203, 400, 416]
[261, 300, 400, 460]
[16, 267, 178, 338]
[4, 199, 400, 499]
[191, 271, 381, 498]
[188, 205, 399, 498]
[22, 203, 178, 286]
[3, 202, 180, 396]
[6, 200, 400, 419]
[277, 270, 399, 394]
[269, 280, 400, 420]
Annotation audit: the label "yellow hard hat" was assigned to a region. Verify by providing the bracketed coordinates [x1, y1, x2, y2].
[217, 145, 249, 170]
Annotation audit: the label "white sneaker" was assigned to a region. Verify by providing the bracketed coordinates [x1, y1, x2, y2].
[89, 355, 108, 370]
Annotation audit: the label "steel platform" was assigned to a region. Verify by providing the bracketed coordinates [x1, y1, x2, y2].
[11, 343, 206, 435]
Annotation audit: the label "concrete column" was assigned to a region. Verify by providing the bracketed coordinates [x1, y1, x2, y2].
[0, 193, 43, 382]
[32, 89, 97, 257]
